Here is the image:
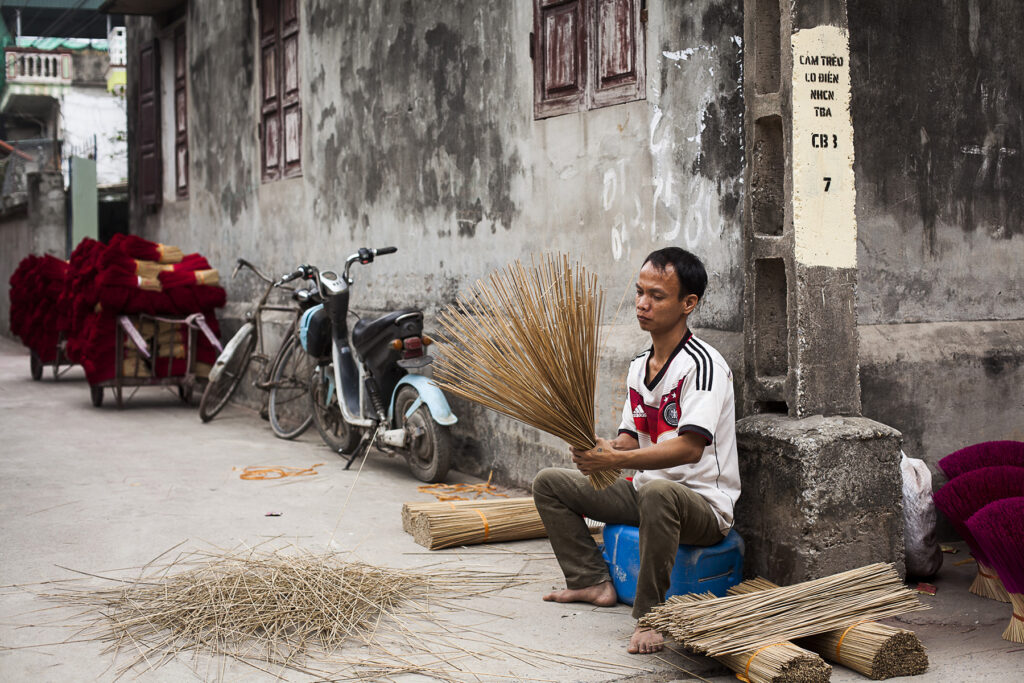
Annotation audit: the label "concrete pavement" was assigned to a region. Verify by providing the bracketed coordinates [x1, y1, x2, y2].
[0, 336, 1018, 682]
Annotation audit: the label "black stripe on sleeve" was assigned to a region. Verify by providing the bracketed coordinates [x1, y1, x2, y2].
[679, 424, 713, 444]
[690, 338, 714, 391]
[682, 345, 705, 390]
[618, 428, 638, 440]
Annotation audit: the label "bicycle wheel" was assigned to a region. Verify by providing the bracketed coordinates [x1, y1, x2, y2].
[198, 323, 256, 422]
[310, 364, 361, 454]
[267, 335, 315, 439]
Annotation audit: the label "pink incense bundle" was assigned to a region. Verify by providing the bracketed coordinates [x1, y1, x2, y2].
[965, 497, 1024, 643]
[933, 466, 1024, 602]
[938, 441, 1024, 479]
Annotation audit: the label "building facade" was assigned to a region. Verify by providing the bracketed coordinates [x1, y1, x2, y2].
[117, 1, 1022, 493]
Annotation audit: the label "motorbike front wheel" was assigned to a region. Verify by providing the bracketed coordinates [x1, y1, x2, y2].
[309, 364, 361, 454]
[395, 385, 452, 483]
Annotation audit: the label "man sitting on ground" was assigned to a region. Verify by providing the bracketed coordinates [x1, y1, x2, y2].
[533, 247, 741, 654]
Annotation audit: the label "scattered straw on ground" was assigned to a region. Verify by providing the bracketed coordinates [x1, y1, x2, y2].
[18, 543, 650, 681]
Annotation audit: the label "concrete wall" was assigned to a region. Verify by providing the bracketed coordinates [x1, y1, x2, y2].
[125, 1, 747, 482]
[846, 0, 1024, 491]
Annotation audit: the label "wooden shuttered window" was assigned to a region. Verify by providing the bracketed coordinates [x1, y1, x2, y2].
[533, 0, 587, 118]
[138, 40, 161, 208]
[532, 0, 646, 119]
[260, 0, 301, 182]
[174, 27, 188, 198]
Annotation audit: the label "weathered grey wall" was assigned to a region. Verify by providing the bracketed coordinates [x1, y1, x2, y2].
[125, 1, 747, 485]
[0, 172, 67, 340]
[849, 0, 1023, 323]
[846, 0, 1024, 496]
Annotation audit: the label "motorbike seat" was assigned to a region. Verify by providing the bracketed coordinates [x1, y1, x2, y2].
[352, 309, 421, 350]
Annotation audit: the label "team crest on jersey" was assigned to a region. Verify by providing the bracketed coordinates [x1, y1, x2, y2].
[662, 402, 679, 427]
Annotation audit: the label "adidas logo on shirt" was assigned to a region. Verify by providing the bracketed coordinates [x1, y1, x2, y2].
[632, 405, 647, 418]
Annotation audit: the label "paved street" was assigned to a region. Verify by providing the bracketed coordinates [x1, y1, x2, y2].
[0, 335, 1018, 682]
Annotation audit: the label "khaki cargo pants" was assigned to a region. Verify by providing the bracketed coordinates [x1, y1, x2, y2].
[533, 467, 723, 619]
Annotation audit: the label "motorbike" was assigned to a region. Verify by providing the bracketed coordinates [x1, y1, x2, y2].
[283, 247, 457, 482]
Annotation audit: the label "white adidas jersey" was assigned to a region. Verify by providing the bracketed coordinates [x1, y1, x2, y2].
[617, 330, 741, 534]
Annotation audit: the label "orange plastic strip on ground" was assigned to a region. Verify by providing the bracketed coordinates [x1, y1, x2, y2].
[240, 463, 325, 480]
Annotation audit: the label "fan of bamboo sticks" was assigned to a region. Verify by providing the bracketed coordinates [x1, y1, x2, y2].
[729, 577, 928, 680]
[669, 592, 831, 683]
[433, 255, 618, 490]
[640, 563, 927, 657]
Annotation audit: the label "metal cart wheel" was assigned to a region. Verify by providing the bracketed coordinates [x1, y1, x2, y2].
[30, 350, 43, 381]
[90, 385, 104, 407]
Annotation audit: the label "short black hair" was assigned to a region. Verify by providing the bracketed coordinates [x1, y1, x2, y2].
[642, 247, 707, 300]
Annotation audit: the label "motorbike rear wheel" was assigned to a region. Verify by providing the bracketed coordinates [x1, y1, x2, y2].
[395, 385, 451, 483]
[310, 364, 361, 454]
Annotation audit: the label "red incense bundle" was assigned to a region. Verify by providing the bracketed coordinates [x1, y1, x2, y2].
[965, 497, 1024, 643]
[938, 441, 1024, 479]
[933, 466, 1024, 602]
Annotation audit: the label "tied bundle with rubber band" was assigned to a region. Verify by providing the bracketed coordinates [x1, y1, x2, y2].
[965, 496, 1024, 644]
[639, 563, 927, 657]
[405, 497, 547, 549]
[667, 592, 830, 683]
[109, 233, 183, 264]
[938, 440, 1024, 479]
[433, 255, 616, 490]
[932, 466, 1024, 603]
[728, 577, 928, 680]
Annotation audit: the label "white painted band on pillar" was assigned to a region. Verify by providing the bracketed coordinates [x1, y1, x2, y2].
[791, 25, 857, 269]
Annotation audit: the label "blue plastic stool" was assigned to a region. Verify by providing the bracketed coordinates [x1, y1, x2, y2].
[600, 525, 744, 605]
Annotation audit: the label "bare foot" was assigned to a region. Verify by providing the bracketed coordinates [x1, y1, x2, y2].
[627, 626, 663, 654]
[542, 580, 617, 607]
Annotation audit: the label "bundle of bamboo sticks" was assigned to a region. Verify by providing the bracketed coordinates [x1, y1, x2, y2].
[405, 497, 549, 549]
[433, 255, 618, 490]
[729, 577, 928, 679]
[670, 593, 832, 683]
[640, 563, 927, 657]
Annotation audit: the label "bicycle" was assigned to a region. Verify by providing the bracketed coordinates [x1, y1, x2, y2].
[198, 258, 320, 438]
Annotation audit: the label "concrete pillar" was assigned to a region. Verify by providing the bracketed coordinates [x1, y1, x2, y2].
[737, 0, 904, 583]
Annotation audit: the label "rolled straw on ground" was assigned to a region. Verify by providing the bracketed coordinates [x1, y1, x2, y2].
[409, 498, 548, 549]
[640, 563, 927, 657]
[966, 497, 1024, 644]
[670, 592, 831, 683]
[402, 497, 527, 534]
[729, 577, 928, 679]
[433, 255, 617, 490]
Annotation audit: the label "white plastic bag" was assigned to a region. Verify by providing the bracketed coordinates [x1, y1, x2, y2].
[901, 451, 943, 577]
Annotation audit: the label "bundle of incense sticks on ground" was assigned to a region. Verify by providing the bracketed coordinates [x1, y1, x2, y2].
[933, 465, 1024, 602]
[42, 545, 537, 679]
[640, 563, 927, 657]
[433, 255, 617, 490]
[966, 496, 1024, 644]
[670, 592, 831, 683]
[729, 577, 928, 679]
[406, 497, 550, 549]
